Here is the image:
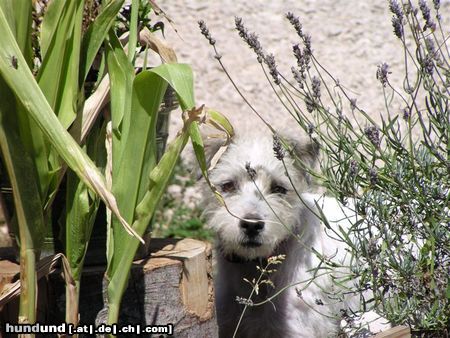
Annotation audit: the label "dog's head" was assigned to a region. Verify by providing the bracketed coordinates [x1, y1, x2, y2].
[202, 130, 319, 260]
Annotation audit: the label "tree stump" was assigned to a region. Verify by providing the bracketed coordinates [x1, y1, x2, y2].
[94, 238, 218, 337]
[0, 238, 218, 337]
[374, 326, 411, 338]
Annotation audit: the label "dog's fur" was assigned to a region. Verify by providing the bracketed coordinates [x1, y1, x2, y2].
[202, 129, 386, 338]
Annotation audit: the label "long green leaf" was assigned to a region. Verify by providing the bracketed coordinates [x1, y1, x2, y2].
[106, 63, 196, 326]
[0, 1, 15, 40]
[11, 0, 33, 65]
[64, 169, 99, 325]
[189, 109, 234, 176]
[107, 125, 191, 326]
[108, 70, 167, 275]
[36, 0, 85, 207]
[0, 0, 50, 201]
[104, 31, 136, 269]
[66, 121, 105, 282]
[105, 31, 135, 162]
[56, 1, 84, 132]
[65, 175, 99, 282]
[150, 64, 195, 111]
[80, 0, 124, 84]
[38, 0, 83, 129]
[127, 0, 139, 63]
[0, 77, 45, 324]
[65, 121, 105, 325]
[0, 6, 141, 242]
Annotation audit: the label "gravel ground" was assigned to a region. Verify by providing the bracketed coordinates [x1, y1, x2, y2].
[158, 0, 449, 136]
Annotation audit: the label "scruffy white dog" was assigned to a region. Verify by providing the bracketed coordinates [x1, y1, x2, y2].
[202, 129, 386, 338]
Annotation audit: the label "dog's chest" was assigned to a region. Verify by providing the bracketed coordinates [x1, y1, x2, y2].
[216, 256, 341, 338]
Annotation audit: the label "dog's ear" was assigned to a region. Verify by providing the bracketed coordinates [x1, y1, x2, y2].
[203, 134, 228, 169]
[191, 126, 229, 180]
[289, 136, 319, 186]
[278, 134, 319, 186]
[288, 136, 320, 168]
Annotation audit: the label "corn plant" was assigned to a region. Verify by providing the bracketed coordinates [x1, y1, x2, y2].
[0, 0, 232, 333]
[200, 0, 449, 335]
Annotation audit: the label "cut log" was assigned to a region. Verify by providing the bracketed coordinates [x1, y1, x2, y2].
[0, 238, 218, 337]
[374, 326, 411, 338]
[0, 260, 19, 296]
[94, 237, 218, 337]
[0, 260, 20, 328]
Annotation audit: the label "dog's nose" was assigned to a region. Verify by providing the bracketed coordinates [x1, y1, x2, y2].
[240, 214, 265, 237]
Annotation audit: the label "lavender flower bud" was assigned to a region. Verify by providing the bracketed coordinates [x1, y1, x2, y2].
[392, 16, 404, 39]
[304, 34, 312, 54]
[248, 33, 263, 58]
[293, 44, 303, 68]
[273, 135, 285, 161]
[198, 20, 216, 46]
[311, 76, 321, 100]
[419, 0, 436, 31]
[376, 63, 391, 87]
[235, 17, 265, 62]
[350, 98, 357, 111]
[364, 125, 381, 148]
[235, 16, 245, 37]
[349, 159, 358, 176]
[425, 37, 436, 55]
[402, 107, 411, 120]
[265, 53, 280, 85]
[389, 0, 404, 20]
[425, 37, 440, 63]
[433, 0, 440, 10]
[422, 54, 434, 75]
[291, 67, 304, 89]
[306, 98, 315, 113]
[286, 12, 303, 38]
[369, 167, 378, 186]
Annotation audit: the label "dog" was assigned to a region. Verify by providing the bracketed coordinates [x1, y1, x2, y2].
[201, 128, 387, 338]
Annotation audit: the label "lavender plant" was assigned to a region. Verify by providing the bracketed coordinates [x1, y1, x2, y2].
[200, 0, 449, 335]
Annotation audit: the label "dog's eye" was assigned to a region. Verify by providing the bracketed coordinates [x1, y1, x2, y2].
[271, 184, 287, 195]
[220, 181, 236, 193]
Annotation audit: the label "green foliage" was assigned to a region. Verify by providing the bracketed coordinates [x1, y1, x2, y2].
[163, 216, 212, 240]
[0, 1, 231, 332]
[153, 162, 213, 241]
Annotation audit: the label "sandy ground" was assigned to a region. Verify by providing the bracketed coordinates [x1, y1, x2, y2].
[157, 0, 449, 136]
